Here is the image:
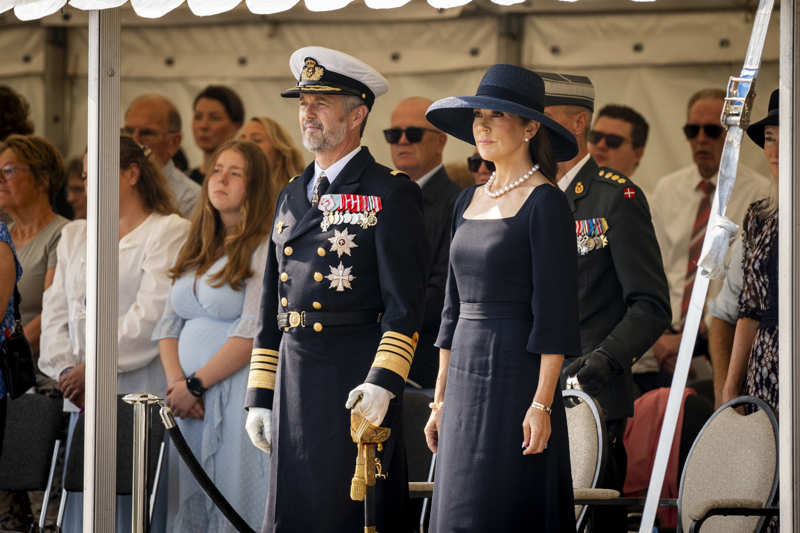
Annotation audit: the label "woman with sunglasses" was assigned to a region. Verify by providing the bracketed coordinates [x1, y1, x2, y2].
[722, 89, 780, 417]
[466, 151, 493, 185]
[423, 65, 581, 532]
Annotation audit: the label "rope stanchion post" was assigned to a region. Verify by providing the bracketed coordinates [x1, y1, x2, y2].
[122, 393, 162, 533]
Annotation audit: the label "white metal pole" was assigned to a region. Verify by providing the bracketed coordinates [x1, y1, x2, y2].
[778, 1, 798, 531]
[84, 8, 120, 532]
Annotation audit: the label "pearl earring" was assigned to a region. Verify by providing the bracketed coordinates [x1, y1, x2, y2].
[523, 137, 530, 143]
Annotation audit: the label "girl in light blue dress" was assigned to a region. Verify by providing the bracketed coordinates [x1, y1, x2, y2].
[153, 139, 273, 532]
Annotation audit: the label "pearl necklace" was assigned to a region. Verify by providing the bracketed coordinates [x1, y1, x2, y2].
[484, 164, 540, 198]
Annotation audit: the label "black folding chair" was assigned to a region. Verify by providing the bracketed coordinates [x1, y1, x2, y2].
[0, 393, 64, 533]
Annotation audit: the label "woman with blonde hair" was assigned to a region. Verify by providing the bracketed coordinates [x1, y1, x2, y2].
[239, 116, 304, 193]
[154, 139, 272, 532]
[40, 135, 189, 531]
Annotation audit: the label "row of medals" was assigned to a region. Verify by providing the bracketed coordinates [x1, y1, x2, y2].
[577, 234, 608, 256]
[321, 210, 378, 231]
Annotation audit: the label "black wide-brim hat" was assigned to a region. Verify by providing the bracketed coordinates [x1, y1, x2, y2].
[425, 64, 578, 162]
[746, 88, 779, 148]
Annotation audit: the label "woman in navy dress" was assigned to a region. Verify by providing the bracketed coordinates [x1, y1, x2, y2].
[423, 65, 581, 532]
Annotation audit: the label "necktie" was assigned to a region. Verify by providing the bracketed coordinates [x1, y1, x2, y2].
[311, 172, 330, 208]
[680, 179, 716, 323]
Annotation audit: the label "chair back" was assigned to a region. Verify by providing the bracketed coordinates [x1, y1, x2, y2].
[64, 396, 164, 494]
[403, 390, 434, 483]
[0, 393, 63, 490]
[563, 389, 605, 528]
[678, 396, 778, 533]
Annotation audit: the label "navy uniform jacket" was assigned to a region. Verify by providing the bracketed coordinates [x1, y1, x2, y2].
[245, 147, 427, 533]
[565, 157, 671, 421]
[410, 166, 462, 389]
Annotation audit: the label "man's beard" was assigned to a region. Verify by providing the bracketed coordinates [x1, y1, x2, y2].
[302, 118, 348, 153]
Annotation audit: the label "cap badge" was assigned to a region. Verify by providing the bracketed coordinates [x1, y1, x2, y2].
[301, 58, 324, 82]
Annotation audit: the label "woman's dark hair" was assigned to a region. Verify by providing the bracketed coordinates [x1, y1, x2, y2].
[530, 127, 557, 183]
[193, 85, 245, 125]
[0, 86, 34, 141]
[119, 135, 178, 216]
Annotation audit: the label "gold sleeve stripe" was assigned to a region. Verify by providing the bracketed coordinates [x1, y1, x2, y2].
[382, 331, 419, 351]
[252, 348, 279, 357]
[252, 354, 278, 364]
[250, 362, 278, 371]
[247, 370, 275, 390]
[376, 345, 413, 364]
[372, 353, 411, 381]
[379, 339, 414, 357]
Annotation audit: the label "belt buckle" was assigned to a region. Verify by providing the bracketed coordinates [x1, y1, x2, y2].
[288, 311, 301, 328]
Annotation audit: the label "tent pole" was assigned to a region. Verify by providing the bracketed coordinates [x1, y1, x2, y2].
[778, 1, 798, 531]
[84, 8, 120, 533]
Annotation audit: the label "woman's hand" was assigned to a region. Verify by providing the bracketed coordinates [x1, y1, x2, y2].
[522, 405, 551, 455]
[59, 363, 86, 409]
[424, 408, 442, 454]
[166, 379, 204, 419]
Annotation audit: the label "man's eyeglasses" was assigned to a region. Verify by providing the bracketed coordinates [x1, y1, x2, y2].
[682, 124, 724, 140]
[383, 127, 437, 144]
[587, 130, 629, 149]
[467, 154, 495, 173]
[121, 126, 177, 145]
[0, 165, 29, 183]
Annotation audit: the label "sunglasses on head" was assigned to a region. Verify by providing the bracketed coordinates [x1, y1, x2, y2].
[683, 124, 724, 140]
[587, 130, 629, 149]
[383, 127, 436, 144]
[467, 154, 495, 173]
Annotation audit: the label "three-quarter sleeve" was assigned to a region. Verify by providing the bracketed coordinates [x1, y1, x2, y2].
[227, 239, 269, 339]
[434, 188, 471, 350]
[527, 186, 581, 357]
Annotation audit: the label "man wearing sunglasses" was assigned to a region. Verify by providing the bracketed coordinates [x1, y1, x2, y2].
[540, 71, 671, 533]
[385, 97, 461, 389]
[587, 105, 648, 178]
[643, 89, 771, 390]
[122, 94, 200, 217]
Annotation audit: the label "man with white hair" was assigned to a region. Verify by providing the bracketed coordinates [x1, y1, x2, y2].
[244, 47, 426, 532]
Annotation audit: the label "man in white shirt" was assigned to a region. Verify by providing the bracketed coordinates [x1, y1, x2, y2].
[385, 97, 461, 388]
[642, 88, 771, 385]
[122, 94, 200, 217]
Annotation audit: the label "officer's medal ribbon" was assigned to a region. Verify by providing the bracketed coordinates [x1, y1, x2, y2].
[575, 217, 609, 256]
[318, 194, 383, 231]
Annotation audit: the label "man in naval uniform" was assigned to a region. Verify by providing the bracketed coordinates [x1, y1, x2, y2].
[244, 46, 426, 533]
[540, 72, 671, 532]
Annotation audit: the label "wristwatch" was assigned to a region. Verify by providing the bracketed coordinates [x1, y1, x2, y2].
[186, 373, 206, 398]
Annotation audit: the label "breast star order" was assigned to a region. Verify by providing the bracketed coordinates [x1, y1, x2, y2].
[328, 228, 358, 258]
[326, 262, 355, 292]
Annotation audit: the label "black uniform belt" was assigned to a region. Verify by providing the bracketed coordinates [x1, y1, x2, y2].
[277, 310, 383, 329]
[459, 302, 532, 320]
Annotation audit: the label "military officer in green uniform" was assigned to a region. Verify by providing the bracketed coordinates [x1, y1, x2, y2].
[244, 47, 426, 533]
[539, 72, 671, 532]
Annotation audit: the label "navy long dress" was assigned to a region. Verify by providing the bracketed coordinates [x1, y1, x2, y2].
[430, 183, 580, 533]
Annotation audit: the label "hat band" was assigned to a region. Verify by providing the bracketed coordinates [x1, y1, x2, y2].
[475, 84, 543, 113]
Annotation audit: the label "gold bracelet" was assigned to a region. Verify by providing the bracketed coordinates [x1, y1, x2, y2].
[428, 401, 444, 411]
[531, 401, 552, 415]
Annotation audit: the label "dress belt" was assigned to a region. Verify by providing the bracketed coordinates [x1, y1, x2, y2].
[459, 302, 532, 320]
[277, 310, 383, 329]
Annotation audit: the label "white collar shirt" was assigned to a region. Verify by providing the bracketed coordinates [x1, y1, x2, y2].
[307, 146, 362, 202]
[557, 153, 591, 192]
[415, 164, 443, 190]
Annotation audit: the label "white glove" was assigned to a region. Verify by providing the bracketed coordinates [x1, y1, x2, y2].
[245, 407, 272, 454]
[345, 383, 394, 426]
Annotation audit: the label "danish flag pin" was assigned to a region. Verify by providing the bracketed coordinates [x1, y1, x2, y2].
[623, 187, 636, 199]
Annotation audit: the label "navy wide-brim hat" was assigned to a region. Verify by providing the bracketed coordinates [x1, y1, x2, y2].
[746, 88, 779, 148]
[425, 64, 579, 162]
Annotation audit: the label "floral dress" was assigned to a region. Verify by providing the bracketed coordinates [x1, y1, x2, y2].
[0, 221, 22, 399]
[738, 198, 778, 413]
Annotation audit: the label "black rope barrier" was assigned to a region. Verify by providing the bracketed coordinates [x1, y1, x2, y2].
[159, 406, 256, 533]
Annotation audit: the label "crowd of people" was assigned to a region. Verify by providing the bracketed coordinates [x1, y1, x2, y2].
[0, 42, 781, 532]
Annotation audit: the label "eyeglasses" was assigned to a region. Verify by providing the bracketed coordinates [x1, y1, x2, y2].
[587, 130, 630, 149]
[383, 127, 437, 144]
[682, 124, 724, 140]
[466, 154, 495, 173]
[0, 165, 29, 183]
[121, 126, 177, 145]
